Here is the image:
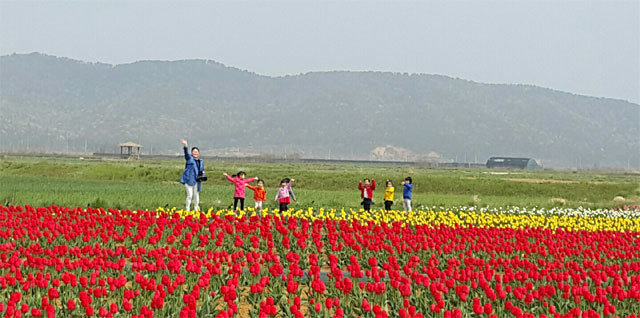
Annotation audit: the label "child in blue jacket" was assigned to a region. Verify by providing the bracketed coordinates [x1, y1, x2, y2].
[401, 176, 413, 211]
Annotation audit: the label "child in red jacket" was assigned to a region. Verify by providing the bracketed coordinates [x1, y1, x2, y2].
[358, 178, 376, 211]
[247, 179, 267, 210]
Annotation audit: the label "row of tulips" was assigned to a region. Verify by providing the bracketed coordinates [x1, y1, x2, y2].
[0, 204, 639, 318]
[174, 206, 640, 232]
[438, 205, 640, 219]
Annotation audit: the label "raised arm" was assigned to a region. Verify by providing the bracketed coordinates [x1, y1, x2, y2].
[223, 173, 234, 183]
[247, 184, 257, 191]
[181, 139, 192, 161]
[358, 182, 364, 190]
[371, 179, 377, 190]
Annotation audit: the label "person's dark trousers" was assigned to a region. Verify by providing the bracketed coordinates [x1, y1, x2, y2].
[384, 200, 393, 211]
[233, 197, 245, 211]
[279, 202, 289, 211]
[362, 198, 372, 211]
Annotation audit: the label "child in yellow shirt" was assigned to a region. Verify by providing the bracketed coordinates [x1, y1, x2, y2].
[384, 180, 395, 211]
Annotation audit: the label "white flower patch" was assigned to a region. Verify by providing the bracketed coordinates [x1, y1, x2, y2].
[430, 205, 640, 219]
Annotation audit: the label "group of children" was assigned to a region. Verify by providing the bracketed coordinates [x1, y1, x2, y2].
[223, 171, 296, 212]
[359, 177, 413, 212]
[222, 171, 413, 212]
[181, 141, 415, 212]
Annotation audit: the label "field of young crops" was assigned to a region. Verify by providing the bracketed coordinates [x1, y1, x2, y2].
[2, 156, 639, 210]
[1, 204, 639, 317]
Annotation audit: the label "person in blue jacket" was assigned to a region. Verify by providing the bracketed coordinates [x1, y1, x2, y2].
[401, 176, 413, 211]
[180, 139, 206, 211]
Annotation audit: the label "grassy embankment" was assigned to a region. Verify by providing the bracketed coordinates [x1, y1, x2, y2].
[1, 156, 638, 211]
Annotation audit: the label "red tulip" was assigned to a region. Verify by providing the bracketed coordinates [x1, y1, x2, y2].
[362, 298, 371, 312]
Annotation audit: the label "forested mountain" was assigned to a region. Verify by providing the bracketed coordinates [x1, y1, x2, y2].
[1, 53, 638, 168]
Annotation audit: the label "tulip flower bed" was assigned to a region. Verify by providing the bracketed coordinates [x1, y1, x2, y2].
[1, 205, 639, 318]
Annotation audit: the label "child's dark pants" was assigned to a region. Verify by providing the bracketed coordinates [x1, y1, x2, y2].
[233, 197, 245, 211]
[362, 198, 372, 211]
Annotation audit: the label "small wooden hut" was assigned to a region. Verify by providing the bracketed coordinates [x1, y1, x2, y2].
[119, 142, 142, 159]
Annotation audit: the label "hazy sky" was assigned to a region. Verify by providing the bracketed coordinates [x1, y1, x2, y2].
[1, 0, 638, 103]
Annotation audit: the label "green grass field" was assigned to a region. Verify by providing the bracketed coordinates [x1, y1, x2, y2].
[1, 155, 638, 210]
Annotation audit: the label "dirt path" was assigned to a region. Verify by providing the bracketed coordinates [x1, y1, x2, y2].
[505, 178, 578, 184]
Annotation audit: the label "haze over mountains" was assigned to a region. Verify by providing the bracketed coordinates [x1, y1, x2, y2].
[1, 53, 638, 168]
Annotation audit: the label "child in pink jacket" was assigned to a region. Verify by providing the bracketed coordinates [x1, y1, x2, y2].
[274, 178, 294, 212]
[223, 171, 257, 211]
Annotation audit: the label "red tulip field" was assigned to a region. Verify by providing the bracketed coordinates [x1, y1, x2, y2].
[0, 204, 639, 317]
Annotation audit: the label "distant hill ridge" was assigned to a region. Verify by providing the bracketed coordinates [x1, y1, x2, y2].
[1, 52, 638, 168]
